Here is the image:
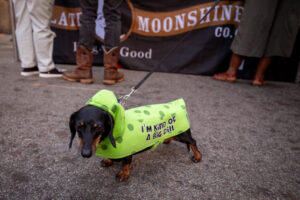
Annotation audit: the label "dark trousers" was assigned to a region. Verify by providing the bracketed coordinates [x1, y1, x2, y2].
[79, 0, 122, 51]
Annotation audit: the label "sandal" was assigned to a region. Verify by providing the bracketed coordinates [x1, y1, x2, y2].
[213, 73, 236, 82]
[252, 77, 264, 86]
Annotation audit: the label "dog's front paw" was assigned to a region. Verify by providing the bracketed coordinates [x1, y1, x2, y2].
[191, 154, 202, 163]
[116, 170, 130, 182]
[101, 158, 113, 167]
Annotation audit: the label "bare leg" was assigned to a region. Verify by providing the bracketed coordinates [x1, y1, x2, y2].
[226, 53, 244, 76]
[213, 53, 243, 82]
[253, 57, 272, 85]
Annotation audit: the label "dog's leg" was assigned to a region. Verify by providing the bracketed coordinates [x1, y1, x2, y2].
[188, 143, 202, 163]
[165, 129, 202, 163]
[163, 137, 178, 144]
[101, 158, 114, 167]
[116, 156, 132, 182]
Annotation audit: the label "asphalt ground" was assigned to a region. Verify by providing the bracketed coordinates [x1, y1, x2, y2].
[0, 34, 300, 200]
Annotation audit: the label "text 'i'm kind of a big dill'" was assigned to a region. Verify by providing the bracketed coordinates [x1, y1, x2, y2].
[141, 115, 176, 141]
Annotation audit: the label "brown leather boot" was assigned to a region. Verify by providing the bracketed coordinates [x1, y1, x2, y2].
[102, 47, 124, 85]
[62, 45, 93, 84]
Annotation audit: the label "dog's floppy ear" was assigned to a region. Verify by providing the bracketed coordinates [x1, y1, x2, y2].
[69, 111, 77, 149]
[106, 113, 116, 148]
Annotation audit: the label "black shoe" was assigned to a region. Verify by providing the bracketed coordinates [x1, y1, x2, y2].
[21, 66, 39, 76]
[39, 68, 65, 78]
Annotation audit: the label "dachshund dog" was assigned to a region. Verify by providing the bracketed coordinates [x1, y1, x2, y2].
[69, 90, 202, 181]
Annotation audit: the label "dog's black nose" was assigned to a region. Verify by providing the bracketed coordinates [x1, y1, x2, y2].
[81, 149, 92, 158]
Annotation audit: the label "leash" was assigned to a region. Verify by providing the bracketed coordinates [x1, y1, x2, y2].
[119, 0, 221, 106]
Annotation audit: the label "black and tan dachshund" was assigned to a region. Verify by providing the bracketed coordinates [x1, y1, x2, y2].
[69, 105, 202, 181]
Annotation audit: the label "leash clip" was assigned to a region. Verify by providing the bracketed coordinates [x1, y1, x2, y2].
[119, 87, 136, 106]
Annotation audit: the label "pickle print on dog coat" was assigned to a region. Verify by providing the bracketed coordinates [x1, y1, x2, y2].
[86, 89, 190, 159]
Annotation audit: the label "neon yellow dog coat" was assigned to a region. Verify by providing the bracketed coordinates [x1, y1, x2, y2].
[86, 90, 190, 159]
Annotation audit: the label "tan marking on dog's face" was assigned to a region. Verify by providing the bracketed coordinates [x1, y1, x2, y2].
[80, 121, 85, 126]
[92, 135, 102, 154]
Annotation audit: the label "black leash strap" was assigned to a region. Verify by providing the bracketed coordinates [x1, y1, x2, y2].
[119, 0, 221, 105]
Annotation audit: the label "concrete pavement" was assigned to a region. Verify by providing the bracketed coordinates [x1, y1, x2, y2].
[0, 34, 299, 200]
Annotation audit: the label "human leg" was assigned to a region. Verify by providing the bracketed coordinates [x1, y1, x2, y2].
[264, 0, 300, 57]
[13, 0, 37, 74]
[27, 0, 56, 73]
[102, 47, 124, 85]
[213, 53, 243, 82]
[253, 57, 272, 86]
[62, 45, 94, 83]
[102, 0, 124, 85]
[62, 0, 98, 83]
[103, 0, 122, 50]
[230, 0, 279, 58]
[78, 0, 98, 50]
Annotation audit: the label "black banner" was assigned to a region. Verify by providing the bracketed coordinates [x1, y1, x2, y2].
[51, 0, 243, 73]
[51, 0, 299, 82]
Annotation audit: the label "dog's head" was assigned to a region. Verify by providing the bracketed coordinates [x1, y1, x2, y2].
[68, 105, 116, 158]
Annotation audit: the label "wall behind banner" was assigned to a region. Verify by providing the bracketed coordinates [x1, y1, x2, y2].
[51, 0, 300, 82]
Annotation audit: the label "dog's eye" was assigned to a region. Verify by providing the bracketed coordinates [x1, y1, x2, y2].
[93, 123, 104, 132]
[93, 123, 103, 129]
[77, 122, 85, 129]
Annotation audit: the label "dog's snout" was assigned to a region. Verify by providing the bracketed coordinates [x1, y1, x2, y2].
[81, 148, 92, 158]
